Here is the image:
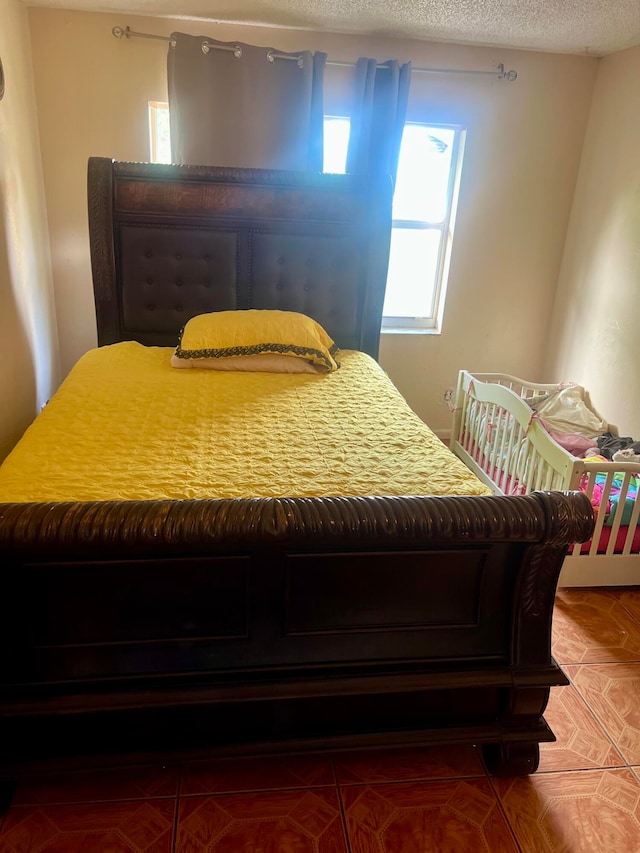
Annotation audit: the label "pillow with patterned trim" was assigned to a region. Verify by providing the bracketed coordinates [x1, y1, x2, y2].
[171, 352, 326, 374]
[171, 310, 339, 373]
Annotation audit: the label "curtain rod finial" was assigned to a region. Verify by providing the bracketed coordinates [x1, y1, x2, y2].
[497, 63, 518, 81]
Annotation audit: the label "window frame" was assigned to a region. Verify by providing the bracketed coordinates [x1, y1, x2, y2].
[322, 115, 465, 333]
[381, 121, 465, 333]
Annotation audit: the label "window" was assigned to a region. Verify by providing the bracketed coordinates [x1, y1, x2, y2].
[150, 104, 464, 332]
[324, 118, 465, 332]
[322, 116, 350, 174]
[148, 100, 171, 164]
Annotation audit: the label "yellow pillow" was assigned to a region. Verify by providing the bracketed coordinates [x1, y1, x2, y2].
[173, 310, 339, 372]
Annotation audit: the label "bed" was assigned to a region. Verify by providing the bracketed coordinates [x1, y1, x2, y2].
[452, 370, 639, 588]
[0, 158, 594, 775]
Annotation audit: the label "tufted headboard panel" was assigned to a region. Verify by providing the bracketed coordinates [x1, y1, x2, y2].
[87, 159, 393, 359]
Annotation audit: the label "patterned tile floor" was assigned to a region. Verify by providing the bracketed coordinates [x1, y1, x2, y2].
[1, 587, 640, 852]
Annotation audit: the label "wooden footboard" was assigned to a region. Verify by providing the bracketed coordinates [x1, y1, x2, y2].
[0, 491, 593, 774]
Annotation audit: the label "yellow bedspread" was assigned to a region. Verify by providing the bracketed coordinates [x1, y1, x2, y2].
[0, 342, 490, 502]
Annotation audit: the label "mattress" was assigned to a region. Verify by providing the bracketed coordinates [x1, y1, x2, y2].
[0, 342, 491, 502]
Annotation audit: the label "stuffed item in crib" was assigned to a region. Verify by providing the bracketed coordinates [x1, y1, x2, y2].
[613, 447, 640, 465]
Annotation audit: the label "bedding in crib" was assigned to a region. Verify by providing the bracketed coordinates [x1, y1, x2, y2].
[580, 463, 640, 526]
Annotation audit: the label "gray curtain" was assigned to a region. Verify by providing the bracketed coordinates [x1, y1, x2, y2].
[346, 59, 411, 185]
[168, 33, 326, 171]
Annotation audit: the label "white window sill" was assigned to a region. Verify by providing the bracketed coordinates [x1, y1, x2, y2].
[381, 326, 442, 336]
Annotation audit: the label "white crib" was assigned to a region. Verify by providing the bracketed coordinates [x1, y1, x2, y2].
[451, 371, 640, 587]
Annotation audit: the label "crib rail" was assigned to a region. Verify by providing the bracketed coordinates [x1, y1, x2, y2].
[462, 372, 559, 401]
[452, 371, 581, 496]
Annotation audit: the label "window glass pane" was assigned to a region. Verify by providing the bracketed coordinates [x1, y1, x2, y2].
[149, 101, 172, 164]
[393, 125, 455, 223]
[323, 117, 350, 174]
[383, 228, 441, 319]
[155, 106, 172, 163]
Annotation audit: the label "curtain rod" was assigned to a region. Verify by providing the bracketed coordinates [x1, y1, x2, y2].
[111, 26, 518, 81]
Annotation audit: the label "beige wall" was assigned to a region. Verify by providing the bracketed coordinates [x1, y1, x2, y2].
[0, 0, 59, 461]
[544, 46, 640, 436]
[28, 8, 598, 433]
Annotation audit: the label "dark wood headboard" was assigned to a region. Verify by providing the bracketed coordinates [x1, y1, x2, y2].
[87, 159, 393, 359]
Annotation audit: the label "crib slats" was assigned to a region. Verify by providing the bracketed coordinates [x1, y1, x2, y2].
[606, 471, 631, 557]
[622, 488, 640, 556]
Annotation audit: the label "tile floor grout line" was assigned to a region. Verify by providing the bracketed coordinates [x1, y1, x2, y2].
[536, 763, 626, 775]
[171, 786, 180, 853]
[615, 593, 640, 628]
[334, 776, 354, 853]
[486, 773, 526, 853]
[532, 765, 635, 777]
[336, 772, 492, 787]
[562, 659, 640, 666]
[330, 755, 339, 789]
[476, 743, 491, 779]
[5, 795, 181, 808]
[7, 766, 181, 808]
[179, 782, 335, 797]
[565, 672, 629, 766]
[568, 662, 640, 769]
[332, 755, 355, 853]
[11, 772, 188, 805]
[172, 766, 182, 853]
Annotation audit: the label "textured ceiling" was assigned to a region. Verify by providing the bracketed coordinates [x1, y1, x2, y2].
[23, 0, 640, 55]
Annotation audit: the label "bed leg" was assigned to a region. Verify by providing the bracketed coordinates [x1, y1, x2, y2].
[481, 742, 540, 776]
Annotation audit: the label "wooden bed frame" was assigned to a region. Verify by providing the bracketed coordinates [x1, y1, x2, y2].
[0, 159, 594, 775]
